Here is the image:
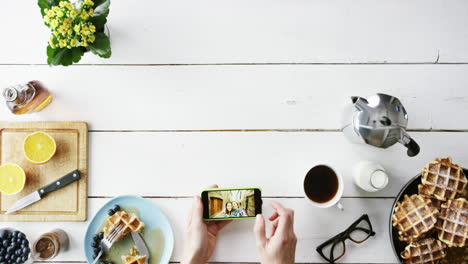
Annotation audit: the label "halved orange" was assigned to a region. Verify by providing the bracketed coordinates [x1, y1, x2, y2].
[0, 164, 26, 194]
[23, 132, 56, 164]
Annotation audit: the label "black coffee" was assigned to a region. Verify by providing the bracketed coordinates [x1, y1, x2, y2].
[304, 165, 339, 203]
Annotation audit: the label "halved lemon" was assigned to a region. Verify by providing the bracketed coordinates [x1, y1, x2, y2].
[23, 132, 56, 164]
[0, 164, 26, 194]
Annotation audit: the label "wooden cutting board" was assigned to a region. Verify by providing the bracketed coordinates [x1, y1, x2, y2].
[0, 122, 88, 222]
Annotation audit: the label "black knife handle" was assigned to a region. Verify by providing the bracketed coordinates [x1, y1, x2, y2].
[39, 170, 81, 198]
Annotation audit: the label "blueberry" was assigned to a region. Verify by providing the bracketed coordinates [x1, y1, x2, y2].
[2, 241, 8, 248]
[0, 230, 8, 240]
[6, 248, 14, 254]
[22, 248, 29, 255]
[91, 241, 98, 248]
[107, 209, 115, 216]
[20, 240, 27, 247]
[0, 261, 5, 264]
[0, 248, 5, 256]
[98, 232, 104, 239]
[10, 233, 17, 239]
[113, 205, 120, 212]
[0, 256, 3, 262]
[14, 257, 20, 264]
[9, 243, 16, 250]
[15, 249, 21, 256]
[93, 235, 100, 242]
[93, 247, 100, 254]
[20, 256, 26, 263]
[4, 254, 9, 260]
[15, 234, 23, 241]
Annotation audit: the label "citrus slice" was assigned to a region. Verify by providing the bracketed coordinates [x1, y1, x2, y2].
[23, 132, 56, 164]
[0, 164, 26, 194]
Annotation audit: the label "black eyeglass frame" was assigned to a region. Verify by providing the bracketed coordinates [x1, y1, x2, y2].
[316, 214, 376, 263]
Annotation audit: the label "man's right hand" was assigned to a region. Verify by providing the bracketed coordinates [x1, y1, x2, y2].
[254, 201, 297, 264]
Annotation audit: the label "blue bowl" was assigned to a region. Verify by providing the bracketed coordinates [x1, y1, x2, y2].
[84, 195, 174, 263]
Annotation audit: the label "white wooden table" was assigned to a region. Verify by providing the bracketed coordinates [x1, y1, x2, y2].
[1, 0, 468, 263]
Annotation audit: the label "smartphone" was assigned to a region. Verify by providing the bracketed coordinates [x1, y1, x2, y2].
[201, 187, 262, 221]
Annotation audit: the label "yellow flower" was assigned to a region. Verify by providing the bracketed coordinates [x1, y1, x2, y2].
[53, 31, 59, 36]
[58, 39, 67, 48]
[81, 26, 91, 36]
[44, 15, 51, 24]
[80, 41, 88, 47]
[84, 0, 94, 6]
[66, 3, 74, 9]
[59, 1, 67, 7]
[48, 38, 55, 46]
[70, 39, 77, 47]
[88, 8, 94, 17]
[68, 29, 73, 35]
[51, 19, 59, 28]
[53, 6, 60, 12]
[88, 35, 95, 43]
[80, 11, 89, 19]
[47, 9, 55, 17]
[57, 11, 64, 17]
[63, 18, 72, 27]
[89, 24, 96, 33]
[58, 25, 68, 35]
[74, 24, 80, 33]
[70, 10, 77, 18]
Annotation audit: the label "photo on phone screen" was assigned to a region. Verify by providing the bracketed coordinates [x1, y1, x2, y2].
[202, 188, 262, 220]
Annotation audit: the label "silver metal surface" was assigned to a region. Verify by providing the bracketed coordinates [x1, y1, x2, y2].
[5, 192, 41, 214]
[91, 223, 125, 264]
[341, 93, 419, 156]
[131, 232, 150, 264]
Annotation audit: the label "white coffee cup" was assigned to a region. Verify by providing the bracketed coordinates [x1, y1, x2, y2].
[303, 164, 344, 210]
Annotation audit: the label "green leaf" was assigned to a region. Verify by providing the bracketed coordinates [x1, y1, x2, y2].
[38, 0, 60, 16]
[47, 45, 85, 66]
[88, 32, 111, 58]
[89, 0, 110, 31]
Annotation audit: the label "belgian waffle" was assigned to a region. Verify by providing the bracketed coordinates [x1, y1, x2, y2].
[103, 211, 145, 241]
[401, 238, 447, 264]
[122, 248, 147, 264]
[435, 198, 468, 247]
[392, 194, 439, 242]
[419, 157, 467, 201]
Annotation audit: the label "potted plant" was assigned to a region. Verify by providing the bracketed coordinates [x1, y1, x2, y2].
[38, 0, 111, 66]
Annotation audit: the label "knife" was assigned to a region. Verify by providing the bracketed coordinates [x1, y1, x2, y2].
[131, 232, 150, 264]
[5, 170, 81, 215]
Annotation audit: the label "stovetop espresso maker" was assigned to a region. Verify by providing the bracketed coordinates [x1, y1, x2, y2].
[342, 93, 420, 157]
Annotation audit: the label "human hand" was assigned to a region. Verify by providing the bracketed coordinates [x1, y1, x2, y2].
[254, 201, 297, 264]
[181, 184, 232, 264]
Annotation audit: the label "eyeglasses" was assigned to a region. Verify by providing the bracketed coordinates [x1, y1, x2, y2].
[316, 214, 376, 263]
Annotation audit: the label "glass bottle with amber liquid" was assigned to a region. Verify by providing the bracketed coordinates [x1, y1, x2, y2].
[3, 80, 53, 114]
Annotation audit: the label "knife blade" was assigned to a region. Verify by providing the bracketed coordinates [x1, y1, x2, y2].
[5, 170, 80, 215]
[131, 232, 150, 264]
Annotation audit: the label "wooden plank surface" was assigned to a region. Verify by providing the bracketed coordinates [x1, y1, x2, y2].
[1, 0, 468, 64]
[87, 131, 468, 197]
[0, 122, 88, 221]
[0, 65, 467, 130]
[3, 197, 397, 263]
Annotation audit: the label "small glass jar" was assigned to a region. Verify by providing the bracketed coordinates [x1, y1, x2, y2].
[3, 80, 53, 115]
[32, 229, 69, 260]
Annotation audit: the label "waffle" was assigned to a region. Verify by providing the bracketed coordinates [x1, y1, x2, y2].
[103, 211, 145, 241]
[435, 198, 468, 247]
[401, 238, 447, 264]
[122, 247, 147, 264]
[392, 194, 439, 242]
[419, 157, 467, 201]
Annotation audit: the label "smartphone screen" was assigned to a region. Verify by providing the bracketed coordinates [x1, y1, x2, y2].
[201, 188, 262, 220]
